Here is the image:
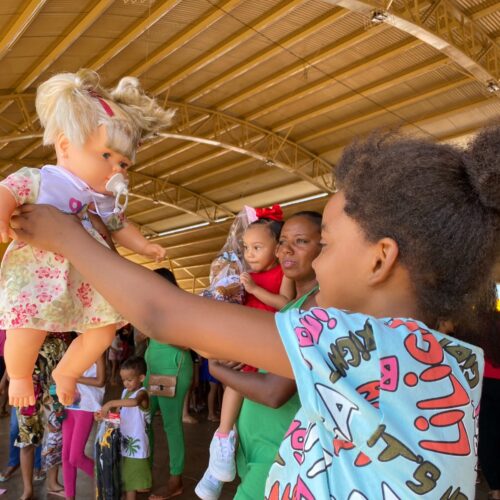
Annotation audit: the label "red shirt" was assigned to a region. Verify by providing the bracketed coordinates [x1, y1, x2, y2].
[244, 265, 284, 312]
[484, 358, 500, 379]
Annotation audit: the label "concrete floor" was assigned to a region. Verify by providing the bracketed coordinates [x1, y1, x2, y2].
[0, 393, 492, 499]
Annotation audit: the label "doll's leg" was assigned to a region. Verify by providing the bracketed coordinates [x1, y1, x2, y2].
[53, 324, 116, 405]
[4, 329, 47, 407]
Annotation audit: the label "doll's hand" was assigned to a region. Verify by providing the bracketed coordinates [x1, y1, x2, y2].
[240, 272, 257, 293]
[10, 204, 82, 252]
[142, 242, 166, 262]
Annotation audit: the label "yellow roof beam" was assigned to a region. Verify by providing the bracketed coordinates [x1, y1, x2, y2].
[216, 23, 388, 111]
[272, 55, 448, 131]
[322, 0, 499, 85]
[0, 0, 47, 62]
[248, 37, 423, 123]
[87, 0, 181, 71]
[151, 0, 308, 95]
[126, 35, 423, 180]
[128, 0, 241, 79]
[15, 0, 115, 92]
[183, 7, 348, 102]
[303, 75, 472, 144]
[468, 3, 500, 21]
[318, 95, 495, 156]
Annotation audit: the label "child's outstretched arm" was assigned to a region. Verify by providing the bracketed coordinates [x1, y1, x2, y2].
[112, 222, 166, 262]
[240, 273, 295, 310]
[11, 204, 293, 379]
[97, 389, 149, 419]
[0, 186, 19, 243]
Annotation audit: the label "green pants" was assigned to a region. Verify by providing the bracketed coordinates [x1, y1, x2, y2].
[145, 342, 193, 476]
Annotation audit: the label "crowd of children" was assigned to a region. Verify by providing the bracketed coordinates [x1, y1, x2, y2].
[0, 324, 229, 499]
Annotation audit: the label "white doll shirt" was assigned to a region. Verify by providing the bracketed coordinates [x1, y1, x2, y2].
[37, 165, 125, 232]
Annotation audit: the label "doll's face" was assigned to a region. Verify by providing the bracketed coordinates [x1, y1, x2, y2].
[58, 125, 131, 194]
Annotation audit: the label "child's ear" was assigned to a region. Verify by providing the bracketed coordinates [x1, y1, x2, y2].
[55, 133, 70, 159]
[139, 374, 146, 383]
[367, 237, 399, 285]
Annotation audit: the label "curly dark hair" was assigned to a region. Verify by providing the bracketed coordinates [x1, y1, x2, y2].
[120, 355, 147, 376]
[335, 124, 500, 327]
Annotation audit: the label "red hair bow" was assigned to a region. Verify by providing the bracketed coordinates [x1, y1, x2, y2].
[255, 204, 283, 221]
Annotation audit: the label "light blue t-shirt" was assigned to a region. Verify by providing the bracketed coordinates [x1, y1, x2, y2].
[266, 308, 483, 499]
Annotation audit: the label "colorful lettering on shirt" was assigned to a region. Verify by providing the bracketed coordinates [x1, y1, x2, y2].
[266, 308, 483, 499]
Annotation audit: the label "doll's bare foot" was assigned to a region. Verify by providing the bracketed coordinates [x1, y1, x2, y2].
[8, 377, 35, 407]
[52, 369, 77, 406]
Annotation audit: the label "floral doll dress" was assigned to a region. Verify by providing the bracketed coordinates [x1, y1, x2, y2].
[0, 165, 125, 332]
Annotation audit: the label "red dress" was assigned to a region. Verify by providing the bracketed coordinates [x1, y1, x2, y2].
[242, 265, 284, 372]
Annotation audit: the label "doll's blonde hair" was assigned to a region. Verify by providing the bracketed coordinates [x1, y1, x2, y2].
[35, 69, 174, 162]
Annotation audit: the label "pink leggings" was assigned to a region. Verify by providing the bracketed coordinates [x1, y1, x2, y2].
[62, 409, 95, 497]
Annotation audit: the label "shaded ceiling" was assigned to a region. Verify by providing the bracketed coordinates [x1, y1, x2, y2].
[0, 0, 498, 292]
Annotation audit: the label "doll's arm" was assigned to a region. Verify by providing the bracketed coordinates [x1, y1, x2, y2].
[112, 222, 166, 262]
[0, 186, 19, 242]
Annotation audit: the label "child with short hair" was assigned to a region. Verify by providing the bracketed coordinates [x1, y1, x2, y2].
[97, 356, 151, 500]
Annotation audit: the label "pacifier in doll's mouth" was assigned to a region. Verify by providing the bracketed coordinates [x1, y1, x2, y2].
[105, 173, 129, 214]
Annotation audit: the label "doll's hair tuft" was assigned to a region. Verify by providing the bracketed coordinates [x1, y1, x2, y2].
[335, 123, 500, 327]
[36, 69, 174, 161]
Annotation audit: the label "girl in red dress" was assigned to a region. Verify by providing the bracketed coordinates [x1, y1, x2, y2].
[196, 209, 294, 499]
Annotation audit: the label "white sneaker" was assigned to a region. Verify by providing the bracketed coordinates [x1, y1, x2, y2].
[208, 430, 237, 482]
[195, 470, 223, 500]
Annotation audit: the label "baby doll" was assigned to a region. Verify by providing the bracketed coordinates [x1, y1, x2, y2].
[0, 69, 174, 407]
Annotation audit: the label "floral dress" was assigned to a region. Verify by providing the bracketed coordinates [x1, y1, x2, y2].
[0, 166, 125, 332]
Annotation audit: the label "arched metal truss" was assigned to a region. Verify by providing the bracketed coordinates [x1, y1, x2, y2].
[0, 94, 334, 223]
[323, 0, 499, 86]
[147, 100, 335, 193]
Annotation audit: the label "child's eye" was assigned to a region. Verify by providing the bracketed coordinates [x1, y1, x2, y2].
[297, 239, 307, 245]
[119, 161, 129, 169]
[102, 152, 111, 159]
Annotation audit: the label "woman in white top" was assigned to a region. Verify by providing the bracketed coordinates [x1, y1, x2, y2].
[62, 353, 105, 500]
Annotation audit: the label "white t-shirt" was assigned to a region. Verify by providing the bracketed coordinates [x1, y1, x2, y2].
[120, 387, 151, 459]
[67, 363, 105, 412]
